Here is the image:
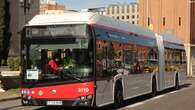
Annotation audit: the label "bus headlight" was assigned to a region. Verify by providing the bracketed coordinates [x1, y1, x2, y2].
[80, 96, 86, 101]
[79, 95, 93, 106]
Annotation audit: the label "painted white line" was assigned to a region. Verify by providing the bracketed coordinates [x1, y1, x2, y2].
[151, 94, 165, 100]
[121, 84, 192, 110]
[121, 95, 166, 109]
[170, 91, 177, 94]
[124, 102, 145, 109]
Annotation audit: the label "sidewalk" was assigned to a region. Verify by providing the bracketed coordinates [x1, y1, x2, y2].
[0, 88, 20, 102]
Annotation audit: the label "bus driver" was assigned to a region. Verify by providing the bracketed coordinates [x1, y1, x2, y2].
[48, 53, 58, 73]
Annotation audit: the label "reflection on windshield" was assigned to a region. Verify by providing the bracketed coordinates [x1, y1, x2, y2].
[25, 39, 93, 83]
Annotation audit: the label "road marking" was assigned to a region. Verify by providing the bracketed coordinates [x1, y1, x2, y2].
[170, 91, 177, 94]
[121, 86, 192, 110]
[151, 94, 165, 100]
[124, 102, 145, 109]
[122, 94, 166, 109]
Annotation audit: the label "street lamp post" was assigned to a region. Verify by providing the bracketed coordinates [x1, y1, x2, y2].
[19, 0, 31, 23]
[20, 0, 31, 14]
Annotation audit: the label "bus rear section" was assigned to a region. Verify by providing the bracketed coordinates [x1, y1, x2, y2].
[21, 24, 96, 107]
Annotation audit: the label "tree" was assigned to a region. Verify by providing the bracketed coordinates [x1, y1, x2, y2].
[0, 0, 11, 66]
[0, 0, 5, 65]
[3, 0, 11, 66]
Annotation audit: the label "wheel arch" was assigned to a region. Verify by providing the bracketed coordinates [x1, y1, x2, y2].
[112, 77, 124, 102]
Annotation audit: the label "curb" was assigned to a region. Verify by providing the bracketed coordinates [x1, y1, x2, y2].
[0, 96, 20, 102]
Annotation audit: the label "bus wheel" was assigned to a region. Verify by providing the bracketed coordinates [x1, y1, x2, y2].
[175, 74, 179, 90]
[114, 82, 123, 108]
[151, 77, 157, 97]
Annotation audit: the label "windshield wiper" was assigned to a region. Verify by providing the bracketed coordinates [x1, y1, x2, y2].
[60, 70, 83, 83]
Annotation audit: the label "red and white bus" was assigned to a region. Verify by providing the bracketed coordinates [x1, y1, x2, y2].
[20, 12, 187, 107]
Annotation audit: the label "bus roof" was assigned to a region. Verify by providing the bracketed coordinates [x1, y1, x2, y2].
[27, 12, 156, 39]
[162, 33, 183, 45]
[162, 33, 184, 50]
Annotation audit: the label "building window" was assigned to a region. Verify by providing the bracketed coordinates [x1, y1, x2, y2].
[179, 17, 181, 26]
[107, 7, 110, 14]
[117, 16, 119, 19]
[117, 6, 119, 14]
[132, 21, 135, 24]
[121, 5, 125, 13]
[127, 15, 129, 19]
[137, 5, 139, 12]
[148, 17, 150, 26]
[163, 17, 166, 26]
[127, 5, 130, 13]
[132, 15, 135, 19]
[112, 6, 115, 14]
[122, 16, 124, 19]
[132, 5, 135, 13]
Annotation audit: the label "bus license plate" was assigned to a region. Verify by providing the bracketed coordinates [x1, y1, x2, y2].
[46, 101, 62, 106]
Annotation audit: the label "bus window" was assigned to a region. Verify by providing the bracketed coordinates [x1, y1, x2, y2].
[25, 38, 93, 83]
[96, 40, 107, 78]
[124, 45, 158, 74]
[108, 42, 123, 75]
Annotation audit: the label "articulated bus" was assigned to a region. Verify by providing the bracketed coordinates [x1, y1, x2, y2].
[20, 12, 187, 107]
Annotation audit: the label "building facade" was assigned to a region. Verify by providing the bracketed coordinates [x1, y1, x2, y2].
[40, 0, 65, 14]
[81, 7, 106, 15]
[82, 3, 139, 25]
[9, 0, 40, 56]
[106, 3, 139, 24]
[139, 0, 195, 76]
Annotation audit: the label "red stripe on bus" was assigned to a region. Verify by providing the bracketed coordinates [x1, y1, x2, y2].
[22, 81, 94, 99]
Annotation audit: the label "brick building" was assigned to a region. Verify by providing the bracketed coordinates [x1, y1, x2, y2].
[139, 0, 195, 76]
[40, 1, 65, 14]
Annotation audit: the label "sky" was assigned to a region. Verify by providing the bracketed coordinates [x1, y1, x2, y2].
[56, 0, 137, 10]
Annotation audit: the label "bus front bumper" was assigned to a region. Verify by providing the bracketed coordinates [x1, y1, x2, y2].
[21, 95, 93, 107]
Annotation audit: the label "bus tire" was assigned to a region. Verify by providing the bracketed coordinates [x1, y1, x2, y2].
[114, 81, 123, 108]
[151, 76, 157, 97]
[175, 74, 179, 90]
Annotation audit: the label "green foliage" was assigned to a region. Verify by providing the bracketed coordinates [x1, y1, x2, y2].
[64, 57, 75, 68]
[7, 57, 20, 71]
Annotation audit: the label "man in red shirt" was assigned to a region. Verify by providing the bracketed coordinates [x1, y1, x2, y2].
[48, 54, 58, 73]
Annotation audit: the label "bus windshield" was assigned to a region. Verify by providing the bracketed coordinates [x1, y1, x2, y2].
[22, 25, 93, 85]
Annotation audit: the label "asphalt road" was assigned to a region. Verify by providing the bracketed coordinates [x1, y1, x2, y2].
[0, 99, 41, 110]
[0, 78, 194, 110]
[119, 78, 195, 110]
